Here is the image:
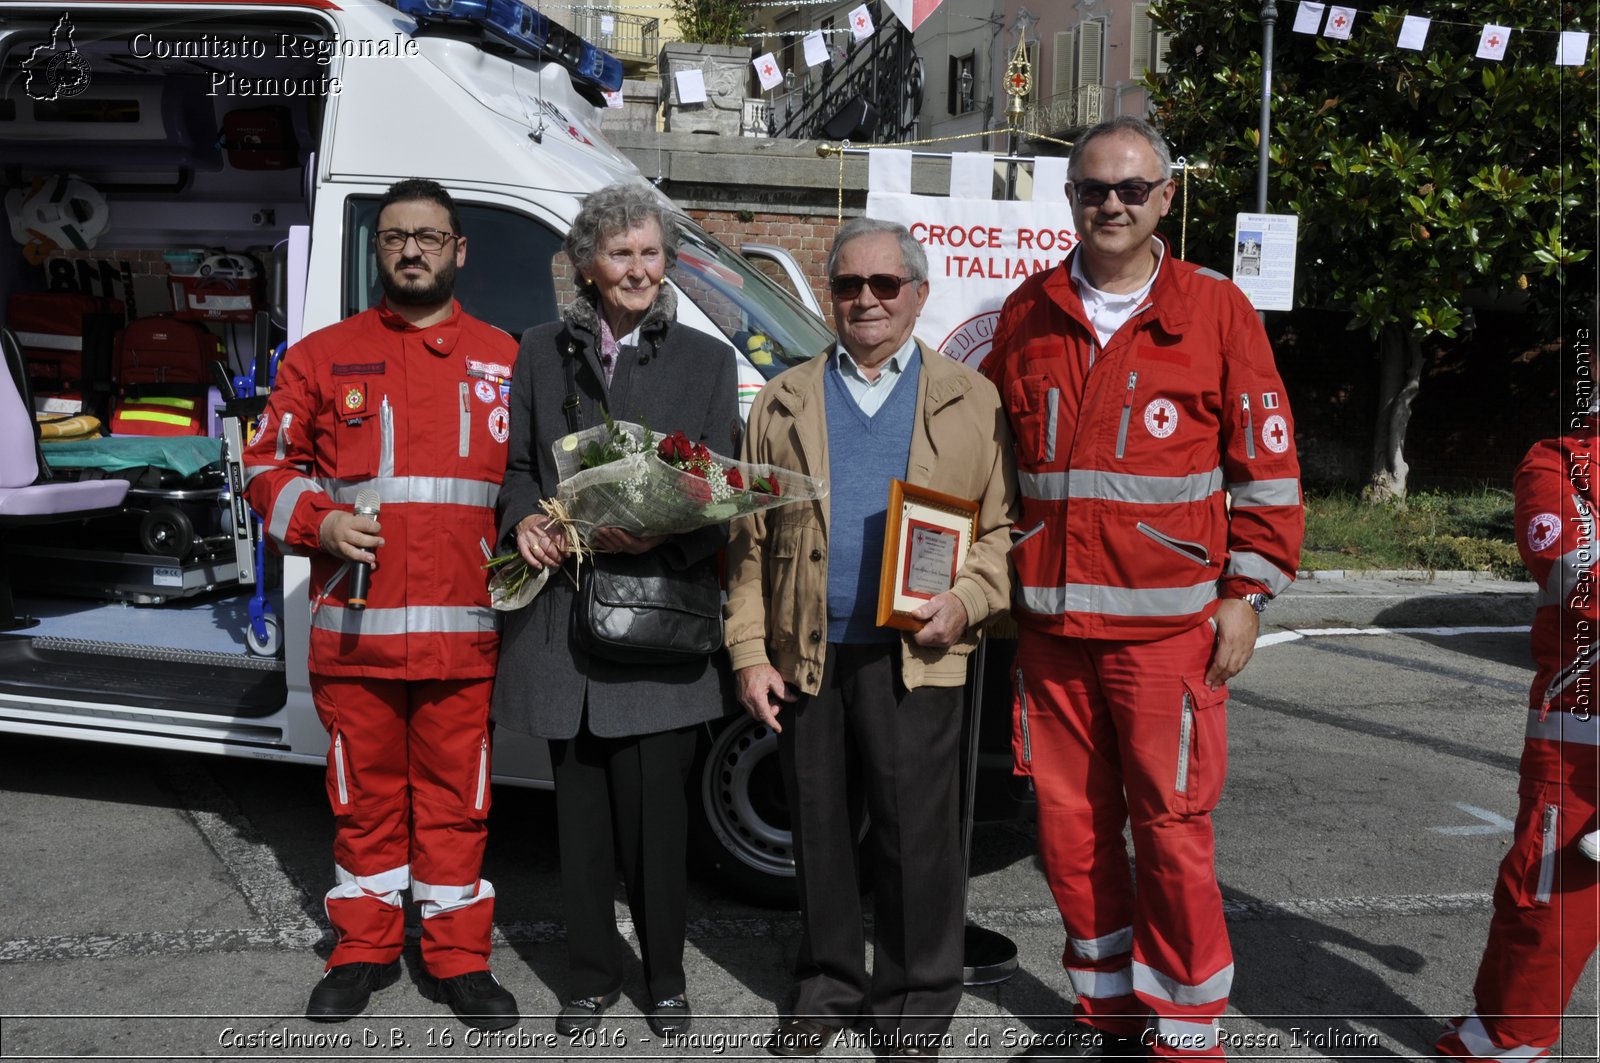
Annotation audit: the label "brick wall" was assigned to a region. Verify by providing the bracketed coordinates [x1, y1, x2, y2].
[686, 209, 841, 314]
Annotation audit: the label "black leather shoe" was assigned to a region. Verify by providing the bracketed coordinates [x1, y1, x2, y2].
[555, 987, 622, 1035]
[767, 1017, 839, 1057]
[1016, 1022, 1146, 1058]
[424, 969, 520, 1031]
[646, 995, 692, 1036]
[305, 961, 401, 1022]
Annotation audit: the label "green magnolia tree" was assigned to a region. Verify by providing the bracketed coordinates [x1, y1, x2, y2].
[669, 0, 750, 47]
[1150, 1, 1595, 500]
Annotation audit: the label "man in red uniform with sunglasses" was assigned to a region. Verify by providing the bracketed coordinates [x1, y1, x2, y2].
[983, 117, 1303, 1060]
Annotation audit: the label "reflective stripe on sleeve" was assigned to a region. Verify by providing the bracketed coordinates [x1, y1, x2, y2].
[1133, 960, 1234, 1007]
[1226, 477, 1301, 508]
[1065, 965, 1133, 1000]
[1224, 550, 1293, 596]
[321, 475, 499, 511]
[268, 476, 324, 544]
[312, 604, 497, 636]
[1526, 707, 1600, 746]
[1019, 467, 1223, 505]
[1020, 580, 1218, 618]
[1069, 926, 1133, 961]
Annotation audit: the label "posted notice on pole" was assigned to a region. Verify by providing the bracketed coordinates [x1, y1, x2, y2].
[1233, 212, 1298, 312]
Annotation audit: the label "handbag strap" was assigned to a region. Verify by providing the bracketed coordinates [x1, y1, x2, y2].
[561, 330, 583, 434]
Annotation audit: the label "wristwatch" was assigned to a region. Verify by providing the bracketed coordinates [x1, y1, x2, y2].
[1241, 592, 1270, 615]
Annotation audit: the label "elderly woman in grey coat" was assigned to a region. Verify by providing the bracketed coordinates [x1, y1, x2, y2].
[492, 183, 737, 1038]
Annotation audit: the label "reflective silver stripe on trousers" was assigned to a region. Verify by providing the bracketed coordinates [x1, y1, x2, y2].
[1226, 477, 1302, 508]
[312, 604, 497, 636]
[1020, 580, 1218, 618]
[412, 877, 496, 918]
[328, 862, 411, 906]
[1224, 550, 1293, 596]
[1069, 926, 1133, 961]
[1456, 1013, 1551, 1062]
[267, 476, 324, 544]
[1132, 960, 1234, 1007]
[1525, 707, 1600, 746]
[1065, 965, 1133, 1000]
[1155, 1018, 1221, 1049]
[321, 476, 499, 510]
[1019, 467, 1223, 505]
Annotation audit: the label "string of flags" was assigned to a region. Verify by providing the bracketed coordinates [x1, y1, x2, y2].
[752, 3, 880, 93]
[1290, 3, 1591, 66]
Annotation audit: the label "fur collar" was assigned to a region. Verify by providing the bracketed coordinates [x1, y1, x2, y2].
[561, 283, 678, 340]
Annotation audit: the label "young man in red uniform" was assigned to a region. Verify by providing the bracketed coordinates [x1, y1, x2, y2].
[1435, 415, 1599, 1061]
[982, 117, 1303, 1060]
[244, 179, 518, 1030]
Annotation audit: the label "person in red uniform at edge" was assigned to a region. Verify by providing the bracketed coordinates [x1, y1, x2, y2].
[982, 117, 1304, 1061]
[1434, 413, 1600, 1062]
[243, 179, 519, 1031]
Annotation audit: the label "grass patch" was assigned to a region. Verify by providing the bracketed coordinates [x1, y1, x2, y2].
[1301, 488, 1527, 579]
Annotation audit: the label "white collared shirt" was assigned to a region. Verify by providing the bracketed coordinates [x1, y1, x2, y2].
[1071, 237, 1165, 347]
[832, 337, 918, 417]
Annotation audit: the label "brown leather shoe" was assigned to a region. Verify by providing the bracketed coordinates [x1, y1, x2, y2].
[766, 1017, 839, 1057]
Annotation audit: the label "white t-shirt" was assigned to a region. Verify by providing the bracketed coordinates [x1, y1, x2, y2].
[1070, 239, 1165, 347]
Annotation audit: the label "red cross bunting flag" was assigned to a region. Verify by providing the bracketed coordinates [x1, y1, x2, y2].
[1477, 24, 1511, 61]
[1292, 2, 1325, 35]
[753, 52, 783, 91]
[1557, 30, 1590, 66]
[1397, 15, 1430, 51]
[884, 0, 943, 33]
[1323, 6, 1355, 40]
[848, 4, 874, 43]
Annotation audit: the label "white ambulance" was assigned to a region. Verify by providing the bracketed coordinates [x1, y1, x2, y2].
[0, 0, 829, 902]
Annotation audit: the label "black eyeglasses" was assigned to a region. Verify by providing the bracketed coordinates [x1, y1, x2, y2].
[1070, 178, 1169, 207]
[374, 228, 459, 253]
[829, 274, 915, 300]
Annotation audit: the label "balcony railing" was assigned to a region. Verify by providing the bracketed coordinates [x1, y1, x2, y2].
[1021, 85, 1104, 139]
[570, 8, 659, 66]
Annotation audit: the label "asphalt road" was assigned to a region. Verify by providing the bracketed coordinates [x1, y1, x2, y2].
[3, 613, 1597, 1061]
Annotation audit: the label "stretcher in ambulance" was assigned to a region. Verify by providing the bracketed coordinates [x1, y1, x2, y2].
[0, 0, 832, 902]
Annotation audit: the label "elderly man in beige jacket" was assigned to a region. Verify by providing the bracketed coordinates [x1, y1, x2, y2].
[725, 217, 1016, 1059]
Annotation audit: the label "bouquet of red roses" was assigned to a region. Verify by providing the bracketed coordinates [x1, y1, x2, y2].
[550, 418, 824, 542]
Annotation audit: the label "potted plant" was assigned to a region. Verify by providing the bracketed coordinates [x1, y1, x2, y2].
[660, 0, 752, 134]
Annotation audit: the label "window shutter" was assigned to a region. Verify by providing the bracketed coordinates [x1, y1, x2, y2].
[1130, 4, 1152, 78]
[1052, 30, 1074, 100]
[948, 54, 959, 115]
[1154, 31, 1173, 74]
[1076, 21, 1104, 88]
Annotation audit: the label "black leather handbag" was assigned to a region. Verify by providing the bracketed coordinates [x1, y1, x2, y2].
[561, 342, 723, 665]
[573, 551, 724, 665]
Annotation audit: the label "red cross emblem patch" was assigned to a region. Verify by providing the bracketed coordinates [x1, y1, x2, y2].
[342, 384, 367, 415]
[1528, 512, 1562, 552]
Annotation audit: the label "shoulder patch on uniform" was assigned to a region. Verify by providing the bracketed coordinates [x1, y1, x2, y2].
[1194, 266, 1228, 282]
[1528, 512, 1562, 552]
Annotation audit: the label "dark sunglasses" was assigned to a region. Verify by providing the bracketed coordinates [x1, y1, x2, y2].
[829, 274, 915, 300]
[1070, 177, 1169, 207]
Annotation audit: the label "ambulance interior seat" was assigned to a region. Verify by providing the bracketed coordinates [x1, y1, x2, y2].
[0, 327, 130, 631]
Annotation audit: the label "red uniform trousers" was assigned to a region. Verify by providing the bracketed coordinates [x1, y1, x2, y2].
[1016, 622, 1233, 1061]
[312, 675, 496, 980]
[1435, 769, 1599, 1062]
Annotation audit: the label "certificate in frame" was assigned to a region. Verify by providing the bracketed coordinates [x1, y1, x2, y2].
[876, 479, 979, 631]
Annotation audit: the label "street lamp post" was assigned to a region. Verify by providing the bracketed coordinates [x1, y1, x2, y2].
[1256, 1, 1278, 213]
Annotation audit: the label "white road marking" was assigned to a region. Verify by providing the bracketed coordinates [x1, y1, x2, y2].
[1430, 802, 1515, 836]
[1258, 625, 1529, 646]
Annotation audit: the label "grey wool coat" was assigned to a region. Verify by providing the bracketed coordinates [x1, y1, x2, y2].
[490, 286, 740, 740]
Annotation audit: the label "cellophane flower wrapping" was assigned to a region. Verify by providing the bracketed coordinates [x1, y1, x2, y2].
[551, 420, 826, 542]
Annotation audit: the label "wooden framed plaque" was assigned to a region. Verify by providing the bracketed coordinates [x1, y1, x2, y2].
[876, 479, 980, 631]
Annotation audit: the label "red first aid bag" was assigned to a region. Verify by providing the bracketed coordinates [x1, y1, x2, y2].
[114, 316, 226, 391]
[6, 291, 124, 397]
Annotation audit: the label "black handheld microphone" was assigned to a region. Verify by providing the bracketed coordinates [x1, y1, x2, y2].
[348, 487, 380, 611]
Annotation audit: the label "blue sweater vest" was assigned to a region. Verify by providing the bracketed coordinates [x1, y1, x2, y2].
[824, 350, 920, 643]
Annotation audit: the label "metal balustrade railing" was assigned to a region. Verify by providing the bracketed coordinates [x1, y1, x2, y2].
[766, 11, 922, 144]
[570, 7, 659, 65]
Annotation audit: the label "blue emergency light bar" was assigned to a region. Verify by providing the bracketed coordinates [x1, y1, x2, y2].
[394, 0, 624, 93]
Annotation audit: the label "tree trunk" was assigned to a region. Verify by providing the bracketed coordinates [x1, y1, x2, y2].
[1365, 325, 1425, 504]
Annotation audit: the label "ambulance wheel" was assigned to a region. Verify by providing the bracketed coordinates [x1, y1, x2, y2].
[139, 507, 194, 559]
[691, 716, 796, 906]
[245, 614, 282, 657]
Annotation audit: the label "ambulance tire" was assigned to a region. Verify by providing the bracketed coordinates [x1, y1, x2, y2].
[690, 715, 869, 907]
[139, 506, 195, 560]
[244, 615, 282, 658]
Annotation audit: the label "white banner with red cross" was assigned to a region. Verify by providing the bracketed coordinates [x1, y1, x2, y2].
[865, 150, 1077, 372]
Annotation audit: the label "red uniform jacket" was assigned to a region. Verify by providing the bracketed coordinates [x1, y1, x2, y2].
[983, 241, 1303, 641]
[243, 302, 515, 678]
[1516, 423, 1600, 788]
